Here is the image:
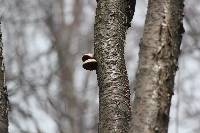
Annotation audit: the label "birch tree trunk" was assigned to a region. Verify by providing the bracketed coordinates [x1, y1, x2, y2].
[0, 22, 9, 133]
[94, 0, 135, 132]
[130, 0, 184, 133]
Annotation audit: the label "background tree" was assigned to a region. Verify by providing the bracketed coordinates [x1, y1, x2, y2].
[1, 0, 98, 132]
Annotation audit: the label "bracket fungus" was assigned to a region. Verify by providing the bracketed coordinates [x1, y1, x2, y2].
[82, 53, 97, 71]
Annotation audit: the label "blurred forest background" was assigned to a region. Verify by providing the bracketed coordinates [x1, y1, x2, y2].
[0, 0, 200, 133]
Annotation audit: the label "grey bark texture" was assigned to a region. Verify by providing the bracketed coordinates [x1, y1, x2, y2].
[0, 22, 9, 133]
[130, 0, 184, 133]
[94, 0, 135, 132]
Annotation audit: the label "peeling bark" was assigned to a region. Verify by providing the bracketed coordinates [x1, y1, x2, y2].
[94, 0, 136, 132]
[130, 0, 184, 133]
[0, 22, 9, 133]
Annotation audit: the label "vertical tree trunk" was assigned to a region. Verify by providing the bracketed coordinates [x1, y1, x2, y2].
[94, 0, 135, 132]
[45, 0, 84, 132]
[130, 0, 184, 133]
[0, 22, 9, 133]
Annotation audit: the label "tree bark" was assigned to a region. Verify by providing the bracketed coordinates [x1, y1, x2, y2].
[94, 0, 135, 132]
[130, 0, 184, 133]
[0, 22, 9, 133]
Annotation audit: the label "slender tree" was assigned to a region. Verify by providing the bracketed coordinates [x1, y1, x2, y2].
[93, 0, 135, 132]
[0, 22, 9, 133]
[130, 0, 185, 133]
[44, 0, 86, 132]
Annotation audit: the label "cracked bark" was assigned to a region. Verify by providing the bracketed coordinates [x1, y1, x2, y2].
[130, 0, 184, 133]
[94, 0, 135, 132]
[0, 22, 9, 133]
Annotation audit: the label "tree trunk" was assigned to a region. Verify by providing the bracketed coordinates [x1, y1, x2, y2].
[45, 0, 84, 132]
[94, 0, 135, 132]
[0, 22, 9, 133]
[130, 0, 184, 133]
